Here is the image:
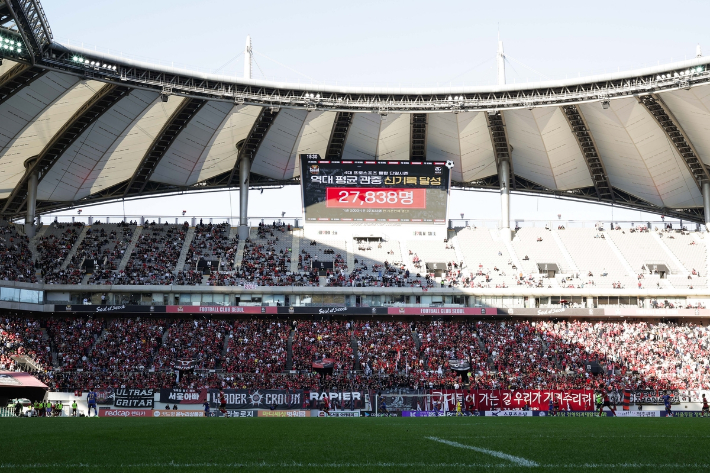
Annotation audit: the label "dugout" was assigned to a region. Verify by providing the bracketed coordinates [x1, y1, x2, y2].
[0, 371, 48, 406]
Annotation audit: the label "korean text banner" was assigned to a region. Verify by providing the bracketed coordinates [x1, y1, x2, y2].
[429, 389, 594, 411]
[159, 389, 207, 404]
[301, 160, 450, 224]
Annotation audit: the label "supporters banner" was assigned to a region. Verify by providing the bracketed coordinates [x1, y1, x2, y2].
[306, 391, 366, 410]
[630, 390, 680, 405]
[159, 389, 207, 404]
[429, 389, 594, 411]
[208, 389, 304, 410]
[387, 307, 497, 316]
[113, 388, 154, 408]
[166, 306, 277, 314]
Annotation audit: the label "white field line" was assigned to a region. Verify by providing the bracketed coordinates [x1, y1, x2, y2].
[427, 436, 539, 467]
[1, 462, 710, 469]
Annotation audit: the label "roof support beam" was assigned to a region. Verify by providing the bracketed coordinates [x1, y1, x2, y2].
[486, 111, 514, 189]
[1, 84, 131, 217]
[410, 113, 427, 161]
[227, 107, 279, 186]
[637, 94, 710, 190]
[561, 105, 614, 201]
[0, 63, 45, 106]
[122, 98, 206, 197]
[324, 112, 352, 159]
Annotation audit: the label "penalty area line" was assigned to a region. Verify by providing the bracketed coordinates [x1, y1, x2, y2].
[427, 436, 539, 467]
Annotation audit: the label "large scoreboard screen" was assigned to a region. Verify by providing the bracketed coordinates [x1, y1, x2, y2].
[301, 158, 450, 224]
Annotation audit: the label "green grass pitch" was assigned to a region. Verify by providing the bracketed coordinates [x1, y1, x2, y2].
[1, 417, 709, 472]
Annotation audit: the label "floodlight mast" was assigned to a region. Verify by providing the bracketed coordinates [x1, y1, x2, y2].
[244, 35, 252, 80]
[238, 35, 253, 240]
[496, 35, 512, 241]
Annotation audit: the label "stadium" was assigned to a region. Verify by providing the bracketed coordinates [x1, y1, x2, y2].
[1, 0, 710, 471]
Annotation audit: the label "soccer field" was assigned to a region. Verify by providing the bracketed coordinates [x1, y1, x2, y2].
[1, 417, 709, 472]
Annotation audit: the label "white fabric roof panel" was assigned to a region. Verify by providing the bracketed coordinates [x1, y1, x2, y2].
[532, 107, 592, 190]
[86, 95, 187, 195]
[426, 113, 497, 182]
[38, 89, 159, 201]
[151, 101, 234, 186]
[456, 112, 497, 181]
[377, 113, 410, 161]
[659, 86, 710, 165]
[0, 75, 101, 198]
[609, 98, 700, 208]
[189, 105, 261, 184]
[579, 100, 663, 206]
[426, 113, 462, 178]
[251, 108, 308, 179]
[504, 109, 556, 189]
[287, 111, 336, 179]
[342, 113, 380, 160]
[580, 98, 702, 207]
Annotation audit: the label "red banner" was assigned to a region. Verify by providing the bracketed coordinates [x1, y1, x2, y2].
[388, 307, 497, 316]
[429, 389, 593, 411]
[166, 306, 277, 314]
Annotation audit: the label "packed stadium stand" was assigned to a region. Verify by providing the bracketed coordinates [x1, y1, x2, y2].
[4, 314, 709, 393]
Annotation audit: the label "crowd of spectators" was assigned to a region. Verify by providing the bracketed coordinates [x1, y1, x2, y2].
[222, 320, 288, 374]
[0, 225, 37, 282]
[90, 318, 166, 371]
[153, 319, 230, 370]
[292, 321, 353, 371]
[115, 223, 188, 285]
[0, 316, 50, 370]
[45, 317, 104, 369]
[37, 223, 84, 284]
[4, 315, 710, 393]
[185, 222, 234, 272]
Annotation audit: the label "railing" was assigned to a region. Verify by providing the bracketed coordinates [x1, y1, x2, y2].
[21, 215, 697, 231]
[24, 214, 301, 227]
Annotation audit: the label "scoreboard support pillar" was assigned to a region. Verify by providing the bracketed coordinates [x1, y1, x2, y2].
[704, 182, 710, 231]
[238, 155, 251, 240]
[25, 171, 38, 238]
[499, 159, 512, 241]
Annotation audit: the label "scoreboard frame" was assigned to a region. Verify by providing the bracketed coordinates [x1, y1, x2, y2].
[300, 157, 451, 225]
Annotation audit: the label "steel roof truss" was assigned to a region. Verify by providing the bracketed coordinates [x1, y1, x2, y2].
[637, 94, 710, 189]
[561, 105, 614, 201]
[123, 98, 206, 197]
[324, 112, 353, 159]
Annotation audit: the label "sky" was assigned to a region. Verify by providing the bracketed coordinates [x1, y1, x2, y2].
[37, 0, 710, 225]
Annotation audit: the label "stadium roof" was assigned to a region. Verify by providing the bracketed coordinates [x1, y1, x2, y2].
[2, 1, 710, 221]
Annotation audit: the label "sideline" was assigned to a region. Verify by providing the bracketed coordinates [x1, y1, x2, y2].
[2, 461, 710, 469]
[427, 436, 539, 467]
